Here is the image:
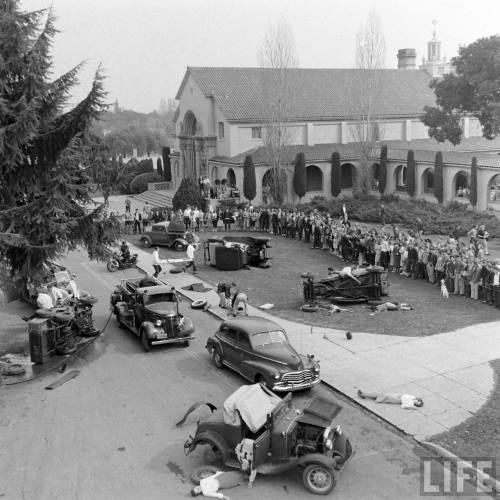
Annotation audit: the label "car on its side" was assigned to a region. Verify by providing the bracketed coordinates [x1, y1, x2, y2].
[206, 316, 320, 391]
[140, 220, 189, 251]
[110, 277, 195, 351]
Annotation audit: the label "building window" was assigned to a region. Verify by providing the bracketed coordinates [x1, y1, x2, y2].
[218, 122, 225, 139]
[251, 127, 262, 139]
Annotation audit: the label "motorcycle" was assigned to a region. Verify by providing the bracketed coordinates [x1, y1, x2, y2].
[106, 252, 138, 272]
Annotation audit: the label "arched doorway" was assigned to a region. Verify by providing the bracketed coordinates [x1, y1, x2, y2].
[262, 168, 287, 205]
[211, 166, 218, 183]
[227, 168, 236, 187]
[422, 168, 434, 192]
[341, 163, 354, 189]
[182, 111, 197, 136]
[394, 165, 407, 191]
[370, 163, 380, 190]
[453, 170, 470, 198]
[488, 173, 500, 204]
[306, 165, 323, 192]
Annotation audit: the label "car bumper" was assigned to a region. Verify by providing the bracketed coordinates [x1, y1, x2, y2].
[151, 335, 194, 346]
[272, 377, 321, 392]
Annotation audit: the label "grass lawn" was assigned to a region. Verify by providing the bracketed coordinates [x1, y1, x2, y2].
[129, 229, 500, 337]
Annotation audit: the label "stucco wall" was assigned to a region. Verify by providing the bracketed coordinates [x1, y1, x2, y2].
[313, 123, 341, 144]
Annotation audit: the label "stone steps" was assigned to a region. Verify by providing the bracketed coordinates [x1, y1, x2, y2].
[134, 190, 174, 208]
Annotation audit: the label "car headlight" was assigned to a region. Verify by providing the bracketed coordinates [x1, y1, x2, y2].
[335, 425, 342, 436]
[155, 320, 162, 327]
[325, 438, 333, 450]
[314, 365, 320, 372]
[274, 373, 280, 379]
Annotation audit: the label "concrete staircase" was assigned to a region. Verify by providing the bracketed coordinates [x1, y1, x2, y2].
[134, 190, 174, 208]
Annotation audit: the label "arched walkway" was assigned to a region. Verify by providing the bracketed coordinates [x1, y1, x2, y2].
[394, 165, 407, 191]
[306, 165, 323, 192]
[370, 163, 380, 190]
[227, 168, 236, 187]
[211, 166, 218, 183]
[262, 168, 287, 204]
[487, 173, 500, 204]
[453, 170, 470, 199]
[341, 163, 354, 189]
[422, 168, 434, 192]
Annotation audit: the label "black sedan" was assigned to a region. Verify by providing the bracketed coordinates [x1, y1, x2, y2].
[206, 316, 320, 391]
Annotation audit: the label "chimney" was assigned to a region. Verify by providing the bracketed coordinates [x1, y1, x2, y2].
[397, 48, 417, 69]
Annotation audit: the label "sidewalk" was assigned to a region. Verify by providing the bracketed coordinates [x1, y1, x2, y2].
[131, 243, 499, 442]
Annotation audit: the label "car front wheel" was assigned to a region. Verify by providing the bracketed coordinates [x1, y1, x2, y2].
[212, 349, 224, 369]
[173, 241, 185, 252]
[141, 238, 152, 248]
[302, 463, 336, 495]
[141, 330, 152, 352]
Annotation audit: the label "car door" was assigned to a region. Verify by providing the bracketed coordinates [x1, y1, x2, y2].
[152, 225, 167, 245]
[218, 326, 240, 371]
[236, 331, 254, 381]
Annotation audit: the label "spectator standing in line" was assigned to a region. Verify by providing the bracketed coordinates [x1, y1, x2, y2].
[379, 203, 386, 226]
[183, 205, 192, 231]
[477, 224, 489, 255]
[125, 197, 131, 215]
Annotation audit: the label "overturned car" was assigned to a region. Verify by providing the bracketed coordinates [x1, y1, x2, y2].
[182, 384, 353, 495]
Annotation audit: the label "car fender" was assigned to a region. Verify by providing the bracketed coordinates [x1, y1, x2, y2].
[296, 453, 337, 470]
[240, 359, 280, 382]
[205, 336, 222, 354]
[181, 317, 195, 335]
[187, 430, 230, 463]
[141, 321, 158, 339]
[173, 237, 188, 246]
[114, 302, 128, 316]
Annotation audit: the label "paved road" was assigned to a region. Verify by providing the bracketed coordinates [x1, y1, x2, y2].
[0, 251, 483, 499]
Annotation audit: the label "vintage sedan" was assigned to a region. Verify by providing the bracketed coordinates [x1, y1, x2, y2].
[140, 220, 189, 251]
[206, 316, 320, 391]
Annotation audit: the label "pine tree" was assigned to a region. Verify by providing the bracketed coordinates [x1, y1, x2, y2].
[331, 152, 341, 197]
[0, 2, 110, 281]
[407, 150, 416, 197]
[293, 152, 306, 200]
[162, 146, 172, 182]
[156, 157, 163, 177]
[172, 178, 205, 211]
[243, 155, 256, 203]
[470, 157, 478, 209]
[434, 152, 443, 204]
[378, 145, 387, 194]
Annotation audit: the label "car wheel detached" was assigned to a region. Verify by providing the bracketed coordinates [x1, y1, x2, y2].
[191, 299, 207, 310]
[212, 349, 224, 369]
[302, 463, 336, 495]
[190, 464, 221, 485]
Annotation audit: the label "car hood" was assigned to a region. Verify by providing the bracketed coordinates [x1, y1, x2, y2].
[296, 396, 343, 427]
[146, 304, 177, 317]
[257, 343, 305, 370]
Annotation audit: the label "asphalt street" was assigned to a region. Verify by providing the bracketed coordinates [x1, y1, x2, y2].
[0, 250, 484, 499]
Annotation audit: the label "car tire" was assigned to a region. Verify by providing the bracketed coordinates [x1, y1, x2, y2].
[173, 241, 185, 252]
[212, 349, 224, 369]
[53, 310, 75, 323]
[3, 363, 26, 376]
[78, 292, 98, 306]
[141, 330, 152, 352]
[302, 463, 336, 495]
[142, 238, 152, 248]
[35, 308, 55, 319]
[301, 303, 319, 313]
[107, 259, 119, 272]
[190, 465, 221, 485]
[191, 299, 207, 310]
[170, 268, 182, 274]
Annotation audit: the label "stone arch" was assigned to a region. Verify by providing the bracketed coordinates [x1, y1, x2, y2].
[370, 163, 380, 190]
[211, 165, 218, 183]
[394, 165, 407, 190]
[422, 167, 434, 191]
[262, 168, 287, 204]
[453, 170, 470, 198]
[306, 165, 323, 192]
[182, 111, 197, 136]
[487, 173, 500, 203]
[341, 163, 354, 189]
[227, 168, 236, 187]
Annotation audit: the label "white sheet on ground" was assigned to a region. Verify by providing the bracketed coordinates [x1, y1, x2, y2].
[223, 384, 281, 433]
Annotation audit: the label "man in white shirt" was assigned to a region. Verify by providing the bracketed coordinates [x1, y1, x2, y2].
[36, 287, 54, 309]
[358, 389, 423, 409]
[152, 247, 167, 277]
[191, 470, 243, 498]
[184, 243, 197, 274]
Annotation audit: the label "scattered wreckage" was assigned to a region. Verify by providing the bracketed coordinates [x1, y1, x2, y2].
[110, 277, 195, 351]
[181, 384, 353, 495]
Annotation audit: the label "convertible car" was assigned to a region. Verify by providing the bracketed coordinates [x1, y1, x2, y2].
[206, 316, 320, 391]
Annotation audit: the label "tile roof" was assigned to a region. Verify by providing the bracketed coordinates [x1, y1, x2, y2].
[210, 136, 500, 169]
[179, 67, 436, 122]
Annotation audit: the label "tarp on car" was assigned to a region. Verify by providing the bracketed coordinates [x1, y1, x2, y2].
[223, 384, 281, 433]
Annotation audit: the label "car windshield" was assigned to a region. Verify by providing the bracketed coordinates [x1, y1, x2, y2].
[252, 330, 287, 347]
[144, 293, 178, 311]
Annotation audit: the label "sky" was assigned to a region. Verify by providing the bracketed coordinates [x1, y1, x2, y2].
[21, 0, 500, 113]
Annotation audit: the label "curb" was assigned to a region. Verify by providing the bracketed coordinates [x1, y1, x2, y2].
[422, 441, 500, 494]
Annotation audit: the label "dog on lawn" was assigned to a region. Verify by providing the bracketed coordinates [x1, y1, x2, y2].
[440, 279, 449, 298]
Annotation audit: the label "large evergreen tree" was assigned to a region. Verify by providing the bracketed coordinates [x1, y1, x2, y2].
[407, 150, 416, 197]
[293, 152, 306, 201]
[378, 145, 387, 194]
[331, 152, 341, 197]
[470, 157, 478, 209]
[0, 2, 111, 282]
[434, 151, 444, 204]
[156, 157, 163, 177]
[162, 146, 172, 182]
[242, 155, 256, 203]
[172, 178, 205, 211]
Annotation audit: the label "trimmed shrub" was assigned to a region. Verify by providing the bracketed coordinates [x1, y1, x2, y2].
[407, 150, 416, 197]
[162, 147, 172, 182]
[138, 158, 154, 173]
[331, 152, 341, 197]
[243, 155, 256, 202]
[172, 177, 205, 211]
[293, 152, 306, 199]
[378, 145, 387, 194]
[470, 157, 477, 208]
[129, 173, 163, 194]
[434, 151, 443, 203]
[156, 157, 163, 177]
